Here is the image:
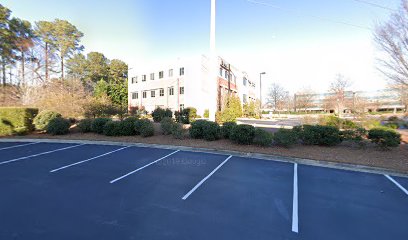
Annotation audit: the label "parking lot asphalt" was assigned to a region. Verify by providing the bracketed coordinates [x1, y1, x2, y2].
[0, 141, 407, 240]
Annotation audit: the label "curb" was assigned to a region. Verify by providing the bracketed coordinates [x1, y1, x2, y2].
[1, 138, 407, 178]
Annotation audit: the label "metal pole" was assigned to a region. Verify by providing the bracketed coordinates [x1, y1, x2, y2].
[209, 0, 217, 121]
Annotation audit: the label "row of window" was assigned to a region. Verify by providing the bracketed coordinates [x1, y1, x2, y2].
[131, 67, 185, 84]
[131, 87, 184, 99]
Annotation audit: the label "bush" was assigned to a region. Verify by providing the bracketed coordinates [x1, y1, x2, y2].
[204, 109, 209, 118]
[175, 107, 197, 124]
[91, 118, 112, 134]
[171, 122, 185, 139]
[221, 122, 237, 139]
[77, 119, 93, 133]
[230, 124, 255, 145]
[160, 117, 174, 135]
[0, 107, 38, 136]
[341, 127, 367, 142]
[103, 121, 122, 136]
[33, 110, 61, 131]
[189, 120, 210, 139]
[46, 117, 70, 135]
[139, 120, 154, 137]
[152, 107, 172, 122]
[220, 95, 242, 123]
[323, 115, 358, 129]
[273, 128, 298, 148]
[120, 117, 138, 136]
[202, 121, 221, 141]
[135, 119, 150, 135]
[299, 125, 342, 146]
[368, 127, 401, 149]
[253, 128, 273, 146]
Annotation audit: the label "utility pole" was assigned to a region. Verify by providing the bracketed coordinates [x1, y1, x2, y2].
[209, 0, 217, 121]
[259, 72, 266, 108]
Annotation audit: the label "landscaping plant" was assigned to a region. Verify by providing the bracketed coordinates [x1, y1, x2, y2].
[152, 107, 172, 122]
[33, 110, 62, 131]
[230, 124, 255, 145]
[160, 117, 174, 135]
[368, 127, 401, 149]
[253, 128, 274, 146]
[221, 122, 237, 139]
[77, 119, 93, 133]
[46, 117, 70, 135]
[273, 128, 298, 148]
[91, 118, 112, 134]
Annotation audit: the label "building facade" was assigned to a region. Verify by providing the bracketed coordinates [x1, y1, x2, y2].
[128, 55, 257, 115]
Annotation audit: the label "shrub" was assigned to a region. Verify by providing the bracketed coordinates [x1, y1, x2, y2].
[273, 128, 298, 148]
[189, 120, 210, 139]
[299, 125, 342, 146]
[220, 95, 242, 123]
[33, 110, 62, 131]
[175, 107, 197, 124]
[230, 124, 255, 145]
[77, 119, 93, 133]
[152, 107, 172, 122]
[139, 120, 154, 137]
[341, 127, 367, 142]
[221, 122, 237, 139]
[204, 109, 209, 118]
[253, 128, 273, 146]
[46, 117, 70, 135]
[202, 121, 221, 141]
[323, 115, 358, 129]
[91, 118, 112, 134]
[171, 122, 185, 139]
[0, 107, 38, 136]
[120, 117, 138, 136]
[215, 111, 223, 124]
[368, 127, 401, 149]
[103, 121, 122, 136]
[135, 119, 150, 135]
[160, 117, 174, 135]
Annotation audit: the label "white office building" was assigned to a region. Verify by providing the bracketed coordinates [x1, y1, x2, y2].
[128, 55, 257, 115]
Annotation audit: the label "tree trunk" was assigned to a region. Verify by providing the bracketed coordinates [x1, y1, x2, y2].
[61, 57, 64, 79]
[2, 60, 6, 86]
[45, 42, 49, 81]
[21, 50, 25, 85]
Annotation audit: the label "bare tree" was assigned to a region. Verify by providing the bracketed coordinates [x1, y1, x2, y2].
[329, 74, 352, 115]
[267, 83, 287, 111]
[374, 0, 408, 88]
[295, 87, 316, 112]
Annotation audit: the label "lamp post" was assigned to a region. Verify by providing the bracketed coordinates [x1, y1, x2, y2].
[259, 72, 266, 108]
[209, 0, 217, 121]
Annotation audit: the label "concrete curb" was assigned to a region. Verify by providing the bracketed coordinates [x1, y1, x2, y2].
[1, 138, 407, 178]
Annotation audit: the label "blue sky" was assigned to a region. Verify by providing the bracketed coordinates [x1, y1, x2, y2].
[2, 0, 401, 94]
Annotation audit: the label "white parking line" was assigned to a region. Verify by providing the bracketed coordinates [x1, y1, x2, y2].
[50, 146, 131, 173]
[0, 142, 40, 151]
[182, 155, 232, 200]
[0, 144, 84, 166]
[292, 163, 299, 233]
[384, 174, 408, 196]
[110, 150, 180, 184]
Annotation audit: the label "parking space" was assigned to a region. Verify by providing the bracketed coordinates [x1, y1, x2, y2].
[0, 142, 38, 150]
[0, 141, 407, 240]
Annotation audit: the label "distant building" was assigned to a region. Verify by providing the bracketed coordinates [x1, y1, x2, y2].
[128, 55, 257, 115]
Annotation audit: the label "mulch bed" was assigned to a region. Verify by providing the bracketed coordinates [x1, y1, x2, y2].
[3, 128, 408, 174]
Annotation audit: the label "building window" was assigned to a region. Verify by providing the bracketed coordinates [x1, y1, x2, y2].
[169, 87, 174, 96]
[180, 86, 184, 95]
[224, 71, 228, 79]
[131, 77, 138, 84]
[180, 104, 184, 110]
[243, 94, 247, 104]
[142, 91, 147, 98]
[219, 68, 223, 76]
[132, 92, 138, 99]
[159, 71, 164, 79]
[151, 90, 155, 98]
[243, 77, 247, 86]
[142, 75, 146, 82]
[150, 73, 155, 80]
[160, 88, 164, 96]
[169, 69, 173, 77]
[179, 67, 184, 76]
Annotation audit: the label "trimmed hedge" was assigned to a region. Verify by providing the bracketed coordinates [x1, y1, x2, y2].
[273, 128, 298, 148]
[0, 107, 38, 136]
[368, 127, 401, 149]
[33, 110, 61, 131]
[77, 119, 93, 133]
[91, 118, 111, 134]
[189, 120, 210, 139]
[152, 107, 172, 122]
[253, 128, 273, 146]
[46, 117, 70, 135]
[230, 124, 255, 145]
[202, 121, 221, 141]
[120, 117, 138, 136]
[160, 117, 174, 135]
[103, 121, 122, 136]
[298, 125, 342, 146]
[221, 122, 237, 139]
[171, 122, 185, 139]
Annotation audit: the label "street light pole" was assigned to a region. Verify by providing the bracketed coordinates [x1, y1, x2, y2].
[209, 0, 217, 121]
[259, 72, 266, 108]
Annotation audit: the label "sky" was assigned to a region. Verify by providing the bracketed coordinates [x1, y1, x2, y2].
[2, 0, 402, 97]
